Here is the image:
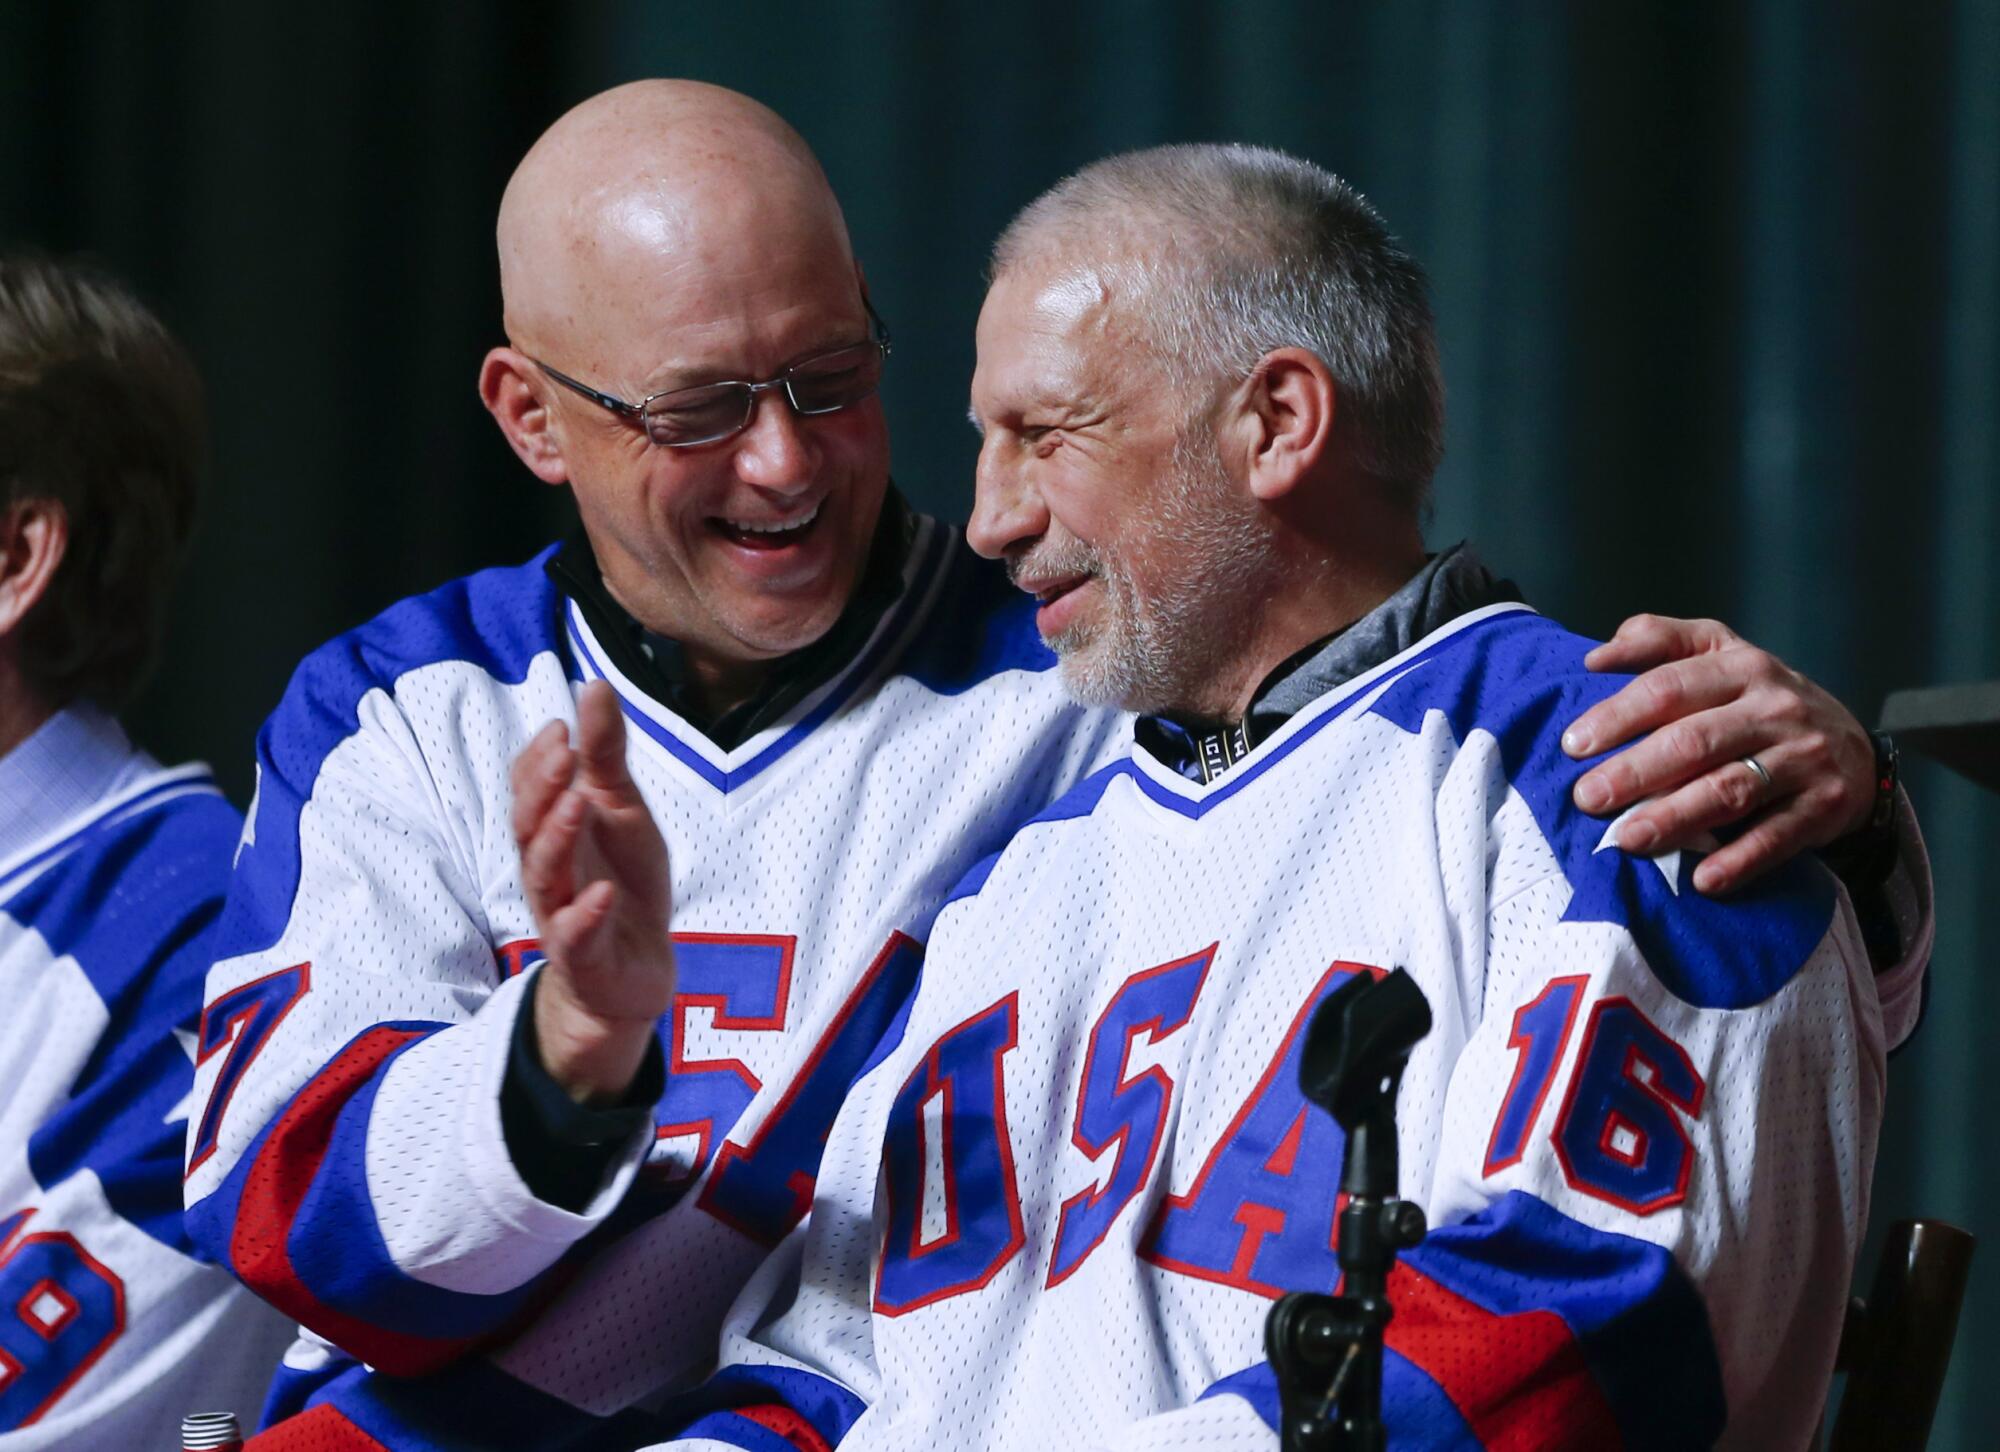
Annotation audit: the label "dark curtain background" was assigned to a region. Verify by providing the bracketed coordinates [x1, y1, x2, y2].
[3, 3, 1995, 1443]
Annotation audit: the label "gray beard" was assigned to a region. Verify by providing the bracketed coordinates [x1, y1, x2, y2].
[1037, 422, 1277, 715]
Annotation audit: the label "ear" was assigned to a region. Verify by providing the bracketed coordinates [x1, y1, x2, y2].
[1230, 347, 1336, 504]
[0, 497, 69, 638]
[480, 347, 570, 486]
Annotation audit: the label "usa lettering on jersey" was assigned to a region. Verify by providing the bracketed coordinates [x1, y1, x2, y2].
[684, 604, 1882, 1452]
[184, 520, 1129, 1442]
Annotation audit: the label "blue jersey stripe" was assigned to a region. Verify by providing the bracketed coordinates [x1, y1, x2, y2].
[0, 770, 219, 908]
[283, 1356, 669, 1451]
[937, 758, 1131, 912]
[1365, 613, 1835, 1009]
[657, 1364, 867, 1449]
[281, 1033, 553, 1340]
[12, 787, 240, 1254]
[214, 549, 567, 965]
[1403, 1191, 1725, 1449]
[1198, 1355, 1483, 1448]
[184, 1018, 560, 1369]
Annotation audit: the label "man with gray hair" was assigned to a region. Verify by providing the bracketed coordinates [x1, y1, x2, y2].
[205, 85, 1918, 1451]
[633, 144, 1905, 1451]
[0, 251, 289, 1447]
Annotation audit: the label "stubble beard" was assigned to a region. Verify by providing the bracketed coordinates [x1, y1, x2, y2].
[1033, 419, 1277, 715]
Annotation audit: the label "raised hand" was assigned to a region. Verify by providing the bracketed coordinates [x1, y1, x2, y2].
[510, 680, 675, 1101]
[1564, 614, 1875, 896]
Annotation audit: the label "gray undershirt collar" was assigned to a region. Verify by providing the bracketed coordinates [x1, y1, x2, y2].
[1250, 542, 1522, 730]
[1136, 543, 1522, 784]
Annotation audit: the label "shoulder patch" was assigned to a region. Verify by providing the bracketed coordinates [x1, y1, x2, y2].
[1366, 613, 1836, 1008]
[5, 786, 238, 1002]
[938, 759, 1131, 912]
[11, 787, 240, 1253]
[291, 548, 566, 731]
[219, 549, 566, 962]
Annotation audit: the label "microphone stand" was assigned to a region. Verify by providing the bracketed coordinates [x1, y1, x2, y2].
[1265, 968, 1433, 1452]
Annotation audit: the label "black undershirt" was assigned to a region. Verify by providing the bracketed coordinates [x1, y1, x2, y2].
[545, 492, 915, 748]
[499, 490, 915, 1211]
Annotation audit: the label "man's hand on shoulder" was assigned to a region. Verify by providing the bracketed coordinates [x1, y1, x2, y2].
[1562, 614, 1875, 895]
[511, 679, 676, 1103]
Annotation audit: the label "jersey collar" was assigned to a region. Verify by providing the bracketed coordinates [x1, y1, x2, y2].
[545, 489, 916, 751]
[1125, 602, 1540, 818]
[0, 703, 148, 865]
[1134, 543, 1523, 786]
[565, 515, 954, 796]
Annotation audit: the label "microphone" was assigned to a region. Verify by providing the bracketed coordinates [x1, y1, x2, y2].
[1265, 967, 1433, 1452]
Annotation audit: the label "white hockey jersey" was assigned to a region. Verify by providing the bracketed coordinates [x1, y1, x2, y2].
[0, 710, 289, 1449]
[661, 603, 1884, 1452]
[183, 519, 1125, 1446]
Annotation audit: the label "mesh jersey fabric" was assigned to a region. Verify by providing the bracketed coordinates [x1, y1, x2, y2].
[0, 749, 292, 1447]
[660, 603, 1883, 1452]
[183, 516, 1129, 1444]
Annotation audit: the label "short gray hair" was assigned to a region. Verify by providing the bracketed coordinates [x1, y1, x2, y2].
[991, 144, 1443, 510]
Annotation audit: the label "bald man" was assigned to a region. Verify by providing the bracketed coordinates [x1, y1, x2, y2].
[184, 83, 1924, 1449]
[184, 82, 1123, 1446]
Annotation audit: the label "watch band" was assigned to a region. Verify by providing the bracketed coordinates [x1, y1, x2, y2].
[1819, 732, 1900, 893]
[1866, 731, 1899, 833]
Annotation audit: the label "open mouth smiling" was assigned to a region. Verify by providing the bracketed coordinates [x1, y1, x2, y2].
[1014, 570, 1090, 607]
[710, 500, 824, 550]
[1011, 569, 1098, 637]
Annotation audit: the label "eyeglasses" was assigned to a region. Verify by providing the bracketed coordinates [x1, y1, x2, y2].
[532, 301, 892, 449]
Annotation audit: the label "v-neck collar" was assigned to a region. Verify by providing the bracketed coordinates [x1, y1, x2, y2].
[1121, 603, 1537, 821]
[565, 517, 956, 795]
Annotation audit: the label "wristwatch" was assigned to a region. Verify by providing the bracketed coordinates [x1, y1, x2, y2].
[1820, 732, 1899, 884]
[1863, 730, 1900, 833]
[1819, 732, 1904, 970]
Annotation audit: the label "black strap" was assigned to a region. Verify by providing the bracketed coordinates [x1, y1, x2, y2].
[499, 970, 666, 1212]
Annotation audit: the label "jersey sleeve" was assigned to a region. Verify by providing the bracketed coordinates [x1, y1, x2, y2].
[182, 652, 652, 1377]
[1865, 785, 1932, 1050]
[2, 789, 298, 1447]
[18, 792, 240, 1258]
[1149, 651, 1885, 1450]
[1408, 855, 1880, 1446]
[1116, 869, 1879, 1451]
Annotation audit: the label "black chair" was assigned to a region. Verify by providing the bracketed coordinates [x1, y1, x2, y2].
[1826, 1218, 1977, 1450]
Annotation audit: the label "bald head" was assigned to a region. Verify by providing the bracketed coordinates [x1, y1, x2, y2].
[479, 81, 891, 702]
[498, 80, 854, 364]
